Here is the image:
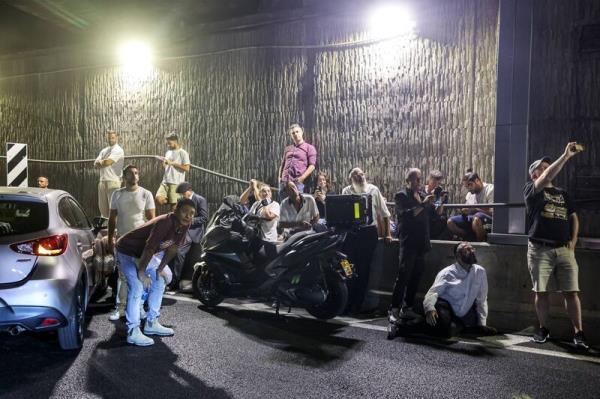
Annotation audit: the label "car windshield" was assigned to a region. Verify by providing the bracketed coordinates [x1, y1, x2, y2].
[0, 200, 49, 236]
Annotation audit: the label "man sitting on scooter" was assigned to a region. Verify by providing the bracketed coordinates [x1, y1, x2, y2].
[279, 181, 320, 238]
[248, 183, 280, 242]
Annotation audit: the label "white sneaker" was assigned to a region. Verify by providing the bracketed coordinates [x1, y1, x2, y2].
[127, 327, 154, 346]
[108, 309, 124, 321]
[143, 320, 174, 337]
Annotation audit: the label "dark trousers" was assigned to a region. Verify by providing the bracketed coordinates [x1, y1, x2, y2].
[172, 239, 203, 282]
[342, 225, 378, 313]
[391, 245, 427, 308]
[426, 299, 478, 337]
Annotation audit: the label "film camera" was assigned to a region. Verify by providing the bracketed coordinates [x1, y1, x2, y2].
[433, 186, 449, 205]
[325, 194, 373, 228]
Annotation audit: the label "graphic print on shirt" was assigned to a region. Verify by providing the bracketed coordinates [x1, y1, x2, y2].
[541, 191, 568, 221]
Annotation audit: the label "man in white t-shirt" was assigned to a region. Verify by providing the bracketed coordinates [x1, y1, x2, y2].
[447, 170, 494, 242]
[94, 130, 124, 218]
[155, 132, 191, 211]
[248, 184, 280, 242]
[107, 164, 156, 320]
[341, 167, 393, 314]
[279, 182, 319, 237]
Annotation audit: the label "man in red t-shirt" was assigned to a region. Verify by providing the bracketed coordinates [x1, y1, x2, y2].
[116, 198, 195, 346]
[278, 124, 317, 200]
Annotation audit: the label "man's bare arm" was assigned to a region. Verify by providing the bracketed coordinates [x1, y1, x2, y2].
[569, 212, 579, 250]
[297, 165, 315, 183]
[534, 142, 578, 192]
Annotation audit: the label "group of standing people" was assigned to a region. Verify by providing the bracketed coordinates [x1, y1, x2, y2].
[388, 142, 588, 348]
[92, 130, 208, 346]
[87, 125, 587, 349]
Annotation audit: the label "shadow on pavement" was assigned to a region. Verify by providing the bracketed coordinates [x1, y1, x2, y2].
[86, 329, 231, 399]
[391, 325, 500, 358]
[0, 312, 99, 398]
[201, 305, 363, 368]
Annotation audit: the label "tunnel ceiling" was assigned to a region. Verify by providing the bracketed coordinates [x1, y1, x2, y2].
[0, 0, 291, 54]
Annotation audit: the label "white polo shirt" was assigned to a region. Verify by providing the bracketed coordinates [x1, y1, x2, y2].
[96, 144, 124, 182]
[280, 194, 319, 224]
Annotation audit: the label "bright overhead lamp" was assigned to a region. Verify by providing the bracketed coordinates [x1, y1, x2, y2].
[118, 41, 153, 76]
[368, 3, 416, 40]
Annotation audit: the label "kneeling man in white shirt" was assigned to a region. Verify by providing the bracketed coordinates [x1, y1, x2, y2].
[423, 242, 496, 337]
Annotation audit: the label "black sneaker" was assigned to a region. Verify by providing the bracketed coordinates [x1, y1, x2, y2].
[532, 326, 550, 343]
[573, 331, 590, 350]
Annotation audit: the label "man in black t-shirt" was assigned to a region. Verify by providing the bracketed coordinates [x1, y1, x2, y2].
[389, 168, 437, 323]
[524, 141, 588, 349]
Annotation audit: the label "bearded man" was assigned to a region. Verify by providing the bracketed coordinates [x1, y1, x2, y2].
[341, 167, 392, 314]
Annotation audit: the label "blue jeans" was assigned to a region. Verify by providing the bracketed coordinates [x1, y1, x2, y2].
[117, 251, 170, 330]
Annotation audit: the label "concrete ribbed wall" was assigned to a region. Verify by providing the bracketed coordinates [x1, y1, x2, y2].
[0, 1, 499, 220]
[528, 0, 600, 237]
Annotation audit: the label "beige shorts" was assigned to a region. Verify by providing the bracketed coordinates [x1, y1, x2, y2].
[156, 183, 180, 204]
[527, 242, 579, 292]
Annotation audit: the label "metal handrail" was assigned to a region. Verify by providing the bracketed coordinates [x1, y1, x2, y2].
[384, 201, 525, 209]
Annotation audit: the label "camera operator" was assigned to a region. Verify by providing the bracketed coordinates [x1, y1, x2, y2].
[425, 170, 449, 239]
[390, 168, 435, 322]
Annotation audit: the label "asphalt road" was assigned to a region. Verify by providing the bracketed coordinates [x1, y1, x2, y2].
[1, 293, 599, 399]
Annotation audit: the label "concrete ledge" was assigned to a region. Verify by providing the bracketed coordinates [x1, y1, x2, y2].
[365, 239, 600, 342]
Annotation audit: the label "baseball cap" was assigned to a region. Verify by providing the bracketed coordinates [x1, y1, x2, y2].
[175, 182, 192, 194]
[528, 156, 552, 176]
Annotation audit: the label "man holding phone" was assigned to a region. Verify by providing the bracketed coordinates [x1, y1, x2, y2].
[525, 141, 588, 349]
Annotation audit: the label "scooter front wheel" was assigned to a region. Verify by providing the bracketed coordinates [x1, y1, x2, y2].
[304, 268, 348, 320]
[192, 264, 224, 307]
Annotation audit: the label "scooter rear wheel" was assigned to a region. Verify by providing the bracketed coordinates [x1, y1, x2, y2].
[192, 264, 224, 307]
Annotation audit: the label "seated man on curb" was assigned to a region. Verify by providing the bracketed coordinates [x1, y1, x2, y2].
[422, 242, 496, 337]
[447, 170, 494, 242]
[279, 182, 320, 238]
[115, 198, 195, 346]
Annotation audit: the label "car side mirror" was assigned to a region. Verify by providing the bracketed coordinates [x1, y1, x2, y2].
[92, 216, 108, 232]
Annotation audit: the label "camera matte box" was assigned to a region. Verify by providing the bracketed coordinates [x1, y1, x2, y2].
[325, 194, 372, 227]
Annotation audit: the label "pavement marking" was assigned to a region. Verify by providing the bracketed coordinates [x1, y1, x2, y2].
[506, 345, 600, 364]
[163, 294, 599, 364]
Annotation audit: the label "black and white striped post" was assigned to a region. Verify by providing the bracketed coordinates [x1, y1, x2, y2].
[6, 142, 28, 187]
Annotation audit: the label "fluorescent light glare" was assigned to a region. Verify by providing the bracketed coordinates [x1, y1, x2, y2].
[368, 4, 415, 40]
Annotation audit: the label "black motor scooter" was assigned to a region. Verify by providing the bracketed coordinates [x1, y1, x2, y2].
[191, 196, 354, 320]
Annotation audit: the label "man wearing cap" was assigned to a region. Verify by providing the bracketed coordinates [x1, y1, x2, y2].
[168, 182, 209, 291]
[156, 133, 191, 212]
[525, 141, 588, 349]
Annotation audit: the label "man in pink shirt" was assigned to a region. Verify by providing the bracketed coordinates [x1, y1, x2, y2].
[278, 124, 317, 200]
